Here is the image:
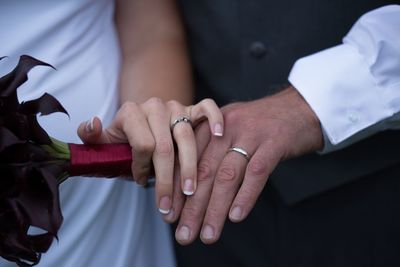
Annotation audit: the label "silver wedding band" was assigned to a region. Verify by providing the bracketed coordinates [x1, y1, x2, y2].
[227, 147, 251, 161]
[171, 116, 192, 131]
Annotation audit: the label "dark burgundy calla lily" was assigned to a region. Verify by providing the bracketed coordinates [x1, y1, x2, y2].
[0, 55, 132, 266]
[0, 55, 67, 266]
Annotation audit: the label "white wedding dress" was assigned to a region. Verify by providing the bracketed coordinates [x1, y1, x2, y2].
[0, 0, 176, 266]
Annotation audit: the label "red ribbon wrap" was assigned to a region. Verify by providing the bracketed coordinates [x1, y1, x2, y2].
[69, 143, 132, 178]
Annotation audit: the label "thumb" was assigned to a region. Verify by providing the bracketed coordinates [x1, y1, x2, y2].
[77, 116, 109, 144]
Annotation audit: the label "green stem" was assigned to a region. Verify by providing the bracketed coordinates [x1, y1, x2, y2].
[41, 137, 70, 160]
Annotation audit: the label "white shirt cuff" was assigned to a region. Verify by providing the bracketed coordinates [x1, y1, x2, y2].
[288, 43, 395, 147]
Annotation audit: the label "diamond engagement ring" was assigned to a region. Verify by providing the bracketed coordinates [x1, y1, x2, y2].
[171, 116, 192, 131]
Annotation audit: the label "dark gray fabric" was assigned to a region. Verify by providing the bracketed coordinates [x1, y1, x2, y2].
[173, 1, 400, 266]
[175, 165, 400, 267]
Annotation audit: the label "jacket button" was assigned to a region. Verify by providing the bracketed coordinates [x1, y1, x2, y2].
[249, 41, 267, 58]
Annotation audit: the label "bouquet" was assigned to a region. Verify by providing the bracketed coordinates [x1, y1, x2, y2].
[0, 56, 133, 266]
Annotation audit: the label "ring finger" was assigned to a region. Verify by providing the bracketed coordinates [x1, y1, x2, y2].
[170, 112, 197, 196]
[200, 143, 255, 244]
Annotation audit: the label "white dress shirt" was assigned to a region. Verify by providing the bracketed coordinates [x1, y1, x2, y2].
[289, 5, 400, 152]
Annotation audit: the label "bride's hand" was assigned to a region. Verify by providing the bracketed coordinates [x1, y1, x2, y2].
[77, 97, 223, 215]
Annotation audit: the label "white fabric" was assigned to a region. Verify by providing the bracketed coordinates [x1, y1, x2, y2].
[288, 5, 400, 152]
[0, 1, 176, 266]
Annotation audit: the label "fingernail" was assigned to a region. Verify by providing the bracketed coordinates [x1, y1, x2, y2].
[176, 225, 190, 241]
[158, 196, 171, 214]
[85, 117, 95, 133]
[136, 179, 147, 187]
[164, 209, 175, 222]
[133, 175, 141, 185]
[183, 179, 194, 196]
[214, 123, 223, 136]
[230, 206, 242, 221]
[201, 225, 214, 240]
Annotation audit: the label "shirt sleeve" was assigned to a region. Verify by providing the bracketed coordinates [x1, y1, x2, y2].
[288, 5, 400, 153]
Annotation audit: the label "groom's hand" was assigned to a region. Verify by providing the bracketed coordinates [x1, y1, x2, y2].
[170, 86, 324, 245]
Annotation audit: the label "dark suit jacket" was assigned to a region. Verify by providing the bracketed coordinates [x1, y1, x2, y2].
[179, 0, 400, 205]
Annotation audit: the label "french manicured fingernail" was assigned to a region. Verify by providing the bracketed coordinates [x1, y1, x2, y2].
[136, 179, 147, 187]
[183, 179, 194, 196]
[158, 196, 171, 214]
[201, 225, 214, 240]
[176, 225, 190, 241]
[133, 174, 145, 186]
[214, 123, 223, 136]
[85, 117, 95, 133]
[230, 206, 242, 221]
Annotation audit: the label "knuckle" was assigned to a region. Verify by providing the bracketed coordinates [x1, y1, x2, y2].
[119, 101, 139, 116]
[135, 139, 155, 155]
[224, 110, 241, 125]
[166, 99, 181, 110]
[155, 138, 174, 155]
[145, 97, 164, 109]
[216, 164, 236, 183]
[245, 120, 259, 133]
[200, 98, 216, 107]
[182, 205, 199, 220]
[244, 181, 260, 197]
[237, 186, 259, 205]
[205, 206, 219, 219]
[198, 160, 213, 182]
[235, 174, 270, 208]
[247, 157, 267, 176]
